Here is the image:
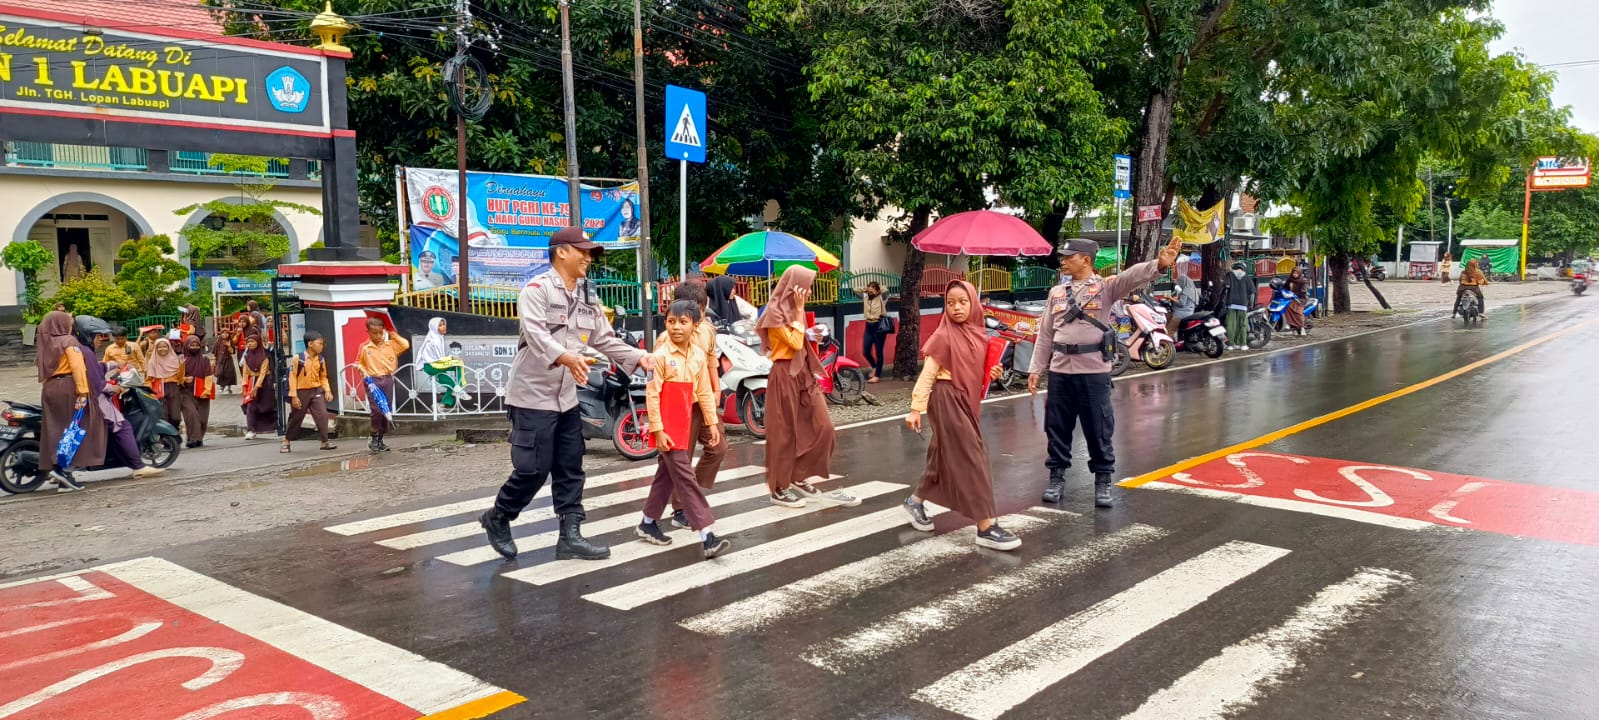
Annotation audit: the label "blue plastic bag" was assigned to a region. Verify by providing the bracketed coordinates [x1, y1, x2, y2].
[56, 406, 86, 470]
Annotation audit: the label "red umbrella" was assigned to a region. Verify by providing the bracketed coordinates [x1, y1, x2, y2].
[911, 210, 1052, 256]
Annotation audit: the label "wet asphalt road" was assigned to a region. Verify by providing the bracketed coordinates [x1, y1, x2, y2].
[6, 294, 1599, 720]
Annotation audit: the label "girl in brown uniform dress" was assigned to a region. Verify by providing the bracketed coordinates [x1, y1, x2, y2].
[757, 266, 859, 509]
[36, 311, 106, 490]
[178, 335, 214, 447]
[902, 280, 1020, 550]
[240, 333, 278, 439]
[213, 329, 239, 394]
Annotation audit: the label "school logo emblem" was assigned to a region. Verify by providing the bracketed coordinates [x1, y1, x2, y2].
[265, 66, 311, 114]
[422, 186, 453, 222]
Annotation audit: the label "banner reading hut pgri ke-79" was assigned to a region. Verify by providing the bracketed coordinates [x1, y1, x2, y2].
[403, 167, 640, 288]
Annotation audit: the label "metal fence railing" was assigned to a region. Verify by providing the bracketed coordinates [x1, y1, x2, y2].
[6, 142, 147, 171]
[968, 267, 1012, 293]
[338, 362, 508, 418]
[1012, 266, 1057, 290]
[392, 285, 520, 319]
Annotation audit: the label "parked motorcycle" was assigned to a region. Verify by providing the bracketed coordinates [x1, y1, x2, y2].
[984, 315, 1035, 392]
[1246, 307, 1273, 349]
[0, 384, 182, 494]
[1156, 298, 1227, 358]
[574, 307, 653, 461]
[812, 326, 867, 405]
[1119, 293, 1176, 370]
[1266, 278, 1321, 335]
[713, 320, 770, 438]
[1352, 260, 1387, 282]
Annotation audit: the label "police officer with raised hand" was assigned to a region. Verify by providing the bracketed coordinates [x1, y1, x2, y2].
[480, 226, 654, 561]
[1028, 235, 1184, 509]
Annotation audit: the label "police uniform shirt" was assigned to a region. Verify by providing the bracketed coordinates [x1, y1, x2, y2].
[1028, 258, 1164, 376]
[509, 268, 645, 412]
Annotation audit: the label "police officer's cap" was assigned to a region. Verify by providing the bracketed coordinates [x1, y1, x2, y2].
[550, 226, 604, 254]
[1058, 239, 1098, 257]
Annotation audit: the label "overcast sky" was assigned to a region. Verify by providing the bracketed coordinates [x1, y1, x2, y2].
[1489, 0, 1597, 133]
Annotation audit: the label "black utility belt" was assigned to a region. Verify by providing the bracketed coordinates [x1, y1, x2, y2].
[1053, 342, 1104, 356]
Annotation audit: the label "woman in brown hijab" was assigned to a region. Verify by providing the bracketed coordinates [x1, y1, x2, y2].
[902, 281, 1019, 550]
[177, 335, 214, 447]
[35, 311, 106, 490]
[239, 333, 277, 440]
[1283, 267, 1310, 336]
[757, 265, 858, 509]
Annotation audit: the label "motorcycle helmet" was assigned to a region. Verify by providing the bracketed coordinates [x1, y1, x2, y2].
[1269, 277, 1286, 289]
[72, 315, 112, 347]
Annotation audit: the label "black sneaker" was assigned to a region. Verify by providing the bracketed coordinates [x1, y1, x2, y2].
[976, 524, 1022, 551]
[701, 532, 730, 559]
[635, 520, 673, 546]
[671, 510, 690, 529]
[52, 470, 85, 492]
[902, 497, 934, 532]
[770, 488, 806, 508]
[368, 437, 381, 453]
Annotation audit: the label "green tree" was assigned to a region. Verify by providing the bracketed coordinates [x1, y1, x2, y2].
[0, 239, 54, 324]
[115, 235, 193, 316]
[49, 268, 137, 320]
[760, 0, 1122, 375]
[175, 154, 318, 272]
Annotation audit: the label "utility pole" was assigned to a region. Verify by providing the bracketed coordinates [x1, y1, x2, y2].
[632, 0, 654, 347]
[454, 0, 472, 314]
[559, 0, 582, 226]
[1427, 166, 1435, 244]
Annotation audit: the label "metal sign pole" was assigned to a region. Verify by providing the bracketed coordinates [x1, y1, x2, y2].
[1115, 198, 1124, 271]
[680, 159, 688, 280]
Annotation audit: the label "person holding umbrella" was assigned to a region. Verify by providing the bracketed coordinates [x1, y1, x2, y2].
[1029, 236, 1184, 509]
[355, 314, 409, 453]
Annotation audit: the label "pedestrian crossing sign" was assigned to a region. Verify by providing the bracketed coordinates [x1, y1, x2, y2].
[664, 84, 707, 164]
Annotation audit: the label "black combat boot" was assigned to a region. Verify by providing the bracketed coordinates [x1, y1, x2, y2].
[556, 514, 611, 561]
[479, 508, 518, 559]
[1042, 469, 1067, 504]
[1094, 473, 1114, 509]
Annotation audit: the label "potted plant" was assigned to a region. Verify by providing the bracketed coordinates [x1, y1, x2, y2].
[1, 239, 54, 345]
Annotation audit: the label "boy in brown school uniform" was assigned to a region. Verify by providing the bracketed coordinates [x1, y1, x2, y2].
[635, 300, 730, 559]
[355, 315, 410, 452]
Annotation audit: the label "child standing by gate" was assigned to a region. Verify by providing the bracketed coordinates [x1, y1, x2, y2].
[636, 300, 730, 559]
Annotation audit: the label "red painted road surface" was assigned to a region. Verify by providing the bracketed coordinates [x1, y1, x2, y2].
[0, 572, 419, 720]
[1148, 452, 1599, 547]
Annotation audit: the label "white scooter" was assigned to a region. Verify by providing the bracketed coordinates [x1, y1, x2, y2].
[1119, 293, 1177, 370]
[713, 320, 770, 438]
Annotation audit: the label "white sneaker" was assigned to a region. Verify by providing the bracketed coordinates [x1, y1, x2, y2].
[244, 432, 257, 440]
[770, 488, 806, 508]
[132, 467, 165, 479]
[795, 479, 860, 507]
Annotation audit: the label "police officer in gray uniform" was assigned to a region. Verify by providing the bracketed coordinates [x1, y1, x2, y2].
[480, 226, 653, 560]
[1028, 236, 1183, 508]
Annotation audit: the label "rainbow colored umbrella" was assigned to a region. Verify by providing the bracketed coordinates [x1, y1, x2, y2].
[700, 231, 840, 276]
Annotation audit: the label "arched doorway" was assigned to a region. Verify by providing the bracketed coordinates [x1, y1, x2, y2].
[14, 192, 156, 291]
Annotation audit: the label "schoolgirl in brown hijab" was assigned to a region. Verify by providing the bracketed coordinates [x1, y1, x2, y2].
[902, 280, 1019, 550]
[756, 265, 858, 509]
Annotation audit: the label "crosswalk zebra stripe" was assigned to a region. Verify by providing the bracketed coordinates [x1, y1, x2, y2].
[910, 541, 1291, 720]
[583, 503, 955, 611]
[1121, 567, 1413, 720]
[501, 480, 907, 587]
[801, 523, 1169, 674]
[434, 481, 778, 567]
[678, 510, 1072, 636]
[322, 464, 661, 536]
[378, 467, 766, 550]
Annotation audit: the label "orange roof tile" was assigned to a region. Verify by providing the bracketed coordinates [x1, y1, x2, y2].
[1, 0, 222, 36]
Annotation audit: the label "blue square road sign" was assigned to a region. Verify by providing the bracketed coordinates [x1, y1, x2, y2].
[665, 85, 707, 164]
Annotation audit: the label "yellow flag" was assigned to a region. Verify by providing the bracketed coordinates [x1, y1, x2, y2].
[1172, 199, 1227, 245]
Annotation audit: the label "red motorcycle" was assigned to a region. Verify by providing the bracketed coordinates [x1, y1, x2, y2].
[812, 326, 867, 405]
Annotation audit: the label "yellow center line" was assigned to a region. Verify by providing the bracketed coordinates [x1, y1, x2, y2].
[1121, 317, 1599, 489]
[419, 690, 526, 720]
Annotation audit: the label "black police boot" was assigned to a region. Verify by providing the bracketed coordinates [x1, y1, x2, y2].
[1042, 469, 1067, 504]
[479, 508, 518, 559]
[1094, 473, 1114, 509]
[556, 514, 611, 561]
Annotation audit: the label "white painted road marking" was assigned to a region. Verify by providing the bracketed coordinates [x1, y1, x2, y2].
[1122, 567, 1413, 720]
[501, 480, 906, 586]
[679, 510, 1070, 636]
[1144, 481, 1442, 532]
[379, 466, 765, 550]
[801, 523, 1170, 674]
[435, 480, 778, 567]
[911, 541, 1291, 720]
[321, 463, 662, 536]
[584, 503, 956, 611]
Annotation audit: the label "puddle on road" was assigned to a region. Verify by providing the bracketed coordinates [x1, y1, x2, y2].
[287, 457, 374, 478]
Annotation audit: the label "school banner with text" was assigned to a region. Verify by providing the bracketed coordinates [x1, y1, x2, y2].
[403, 168, 640, 289]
